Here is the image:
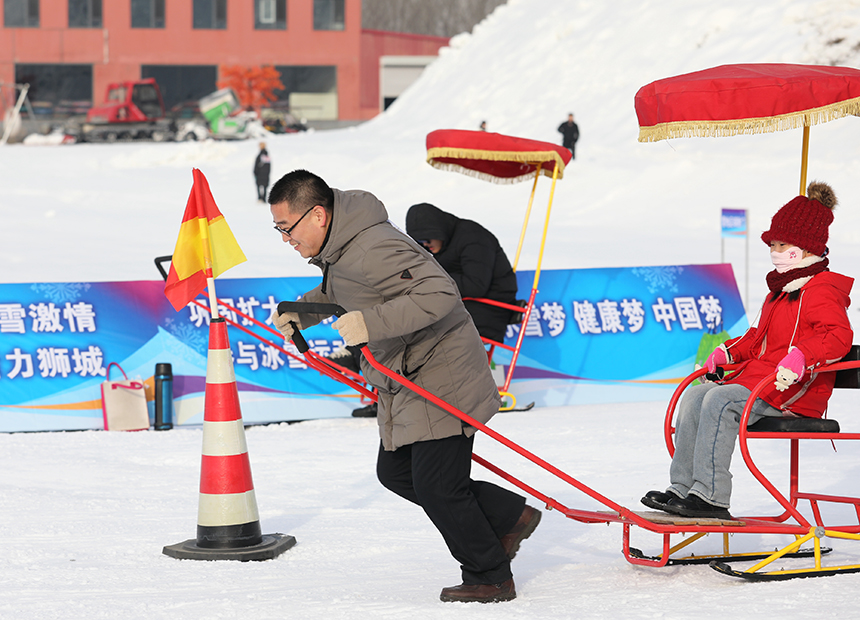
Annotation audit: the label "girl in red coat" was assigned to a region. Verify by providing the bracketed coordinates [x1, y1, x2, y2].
[642, 182, 854, 519]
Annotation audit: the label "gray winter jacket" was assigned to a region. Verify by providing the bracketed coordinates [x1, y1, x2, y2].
[294, 189, 501, 450]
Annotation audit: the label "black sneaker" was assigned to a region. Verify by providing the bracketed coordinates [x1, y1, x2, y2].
[351, 402, 378, 418]
[664, 494, 732, 520]
[640, 490, 674, 512]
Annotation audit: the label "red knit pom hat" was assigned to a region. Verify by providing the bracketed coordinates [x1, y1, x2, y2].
[761, 181, 837, 256]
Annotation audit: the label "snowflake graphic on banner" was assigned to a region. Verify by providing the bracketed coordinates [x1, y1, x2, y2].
[631, 266, 684, 294]
[165, 318, 208, 357]
[29, 283, 92, 304]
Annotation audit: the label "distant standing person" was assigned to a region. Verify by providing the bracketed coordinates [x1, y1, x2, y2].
[479, 121, 487, 131]
[254, 142, 272, 202]
[557, 113, 579, 159]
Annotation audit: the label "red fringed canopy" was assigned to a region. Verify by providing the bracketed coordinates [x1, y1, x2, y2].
[426, 129, 571, 184]
[635, 63, 860, 142]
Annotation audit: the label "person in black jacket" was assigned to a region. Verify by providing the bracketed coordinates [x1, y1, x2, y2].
[557, 113, 579, 159]
[253, 142, 272, 202]
[405, 203, 518, 344]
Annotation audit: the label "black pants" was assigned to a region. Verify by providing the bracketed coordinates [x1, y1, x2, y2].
[256, 181, 268, 201]
[377, 433, 525, 584]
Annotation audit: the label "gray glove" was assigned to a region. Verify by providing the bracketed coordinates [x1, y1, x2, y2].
[272, 309, 301, 341]
[333, 311, 369, 346]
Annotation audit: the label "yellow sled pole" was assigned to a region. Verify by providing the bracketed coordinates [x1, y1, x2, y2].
[512, 166, 542, 273]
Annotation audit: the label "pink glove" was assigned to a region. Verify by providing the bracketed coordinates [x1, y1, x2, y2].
[775, 346, 806, 392]
[705, 344, 730, 374]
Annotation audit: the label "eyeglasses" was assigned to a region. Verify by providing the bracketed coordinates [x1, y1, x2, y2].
[273, 206, 315, 238]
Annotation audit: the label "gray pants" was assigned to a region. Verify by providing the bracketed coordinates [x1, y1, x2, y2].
[668, 382, 783, 508]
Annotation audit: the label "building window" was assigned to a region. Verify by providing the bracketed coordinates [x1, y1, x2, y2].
[274, 65, 337, 95]
[131, 0, 164, 28]
[15, 64, 93, 114]
[273, 65, 338, 120]
[68, 0, 102, 28]
[4, 0, 39, 27]
[193, 0, 226, 29]
[255, 0, 285, 30]
[141, 65, 218, 112]
[313, 0, 343, 31]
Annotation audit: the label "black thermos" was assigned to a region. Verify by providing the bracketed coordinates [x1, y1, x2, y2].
[154, 362, 174, 430]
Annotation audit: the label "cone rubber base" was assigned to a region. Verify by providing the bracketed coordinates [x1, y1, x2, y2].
[163, 533, 296, 561]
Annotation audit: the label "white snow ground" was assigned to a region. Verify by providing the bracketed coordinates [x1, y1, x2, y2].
[2, 0, 860, 617]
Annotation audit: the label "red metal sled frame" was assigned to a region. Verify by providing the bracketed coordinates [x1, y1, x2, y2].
[664, 363, 860, 532]
[203, 292, 860, 578]
[275, 305, 860, 574]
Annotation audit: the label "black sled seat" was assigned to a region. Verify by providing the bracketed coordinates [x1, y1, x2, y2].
[747, 417, 840, 433]
[746, 344, 860, 435]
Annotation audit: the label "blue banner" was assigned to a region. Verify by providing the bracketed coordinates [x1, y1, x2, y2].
[0, 277, 359, 432]
[497, 264, 748, 407]
[0, 264, 747, 432]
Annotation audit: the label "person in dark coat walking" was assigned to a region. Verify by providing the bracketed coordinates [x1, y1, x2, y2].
[405, 203, 518, 344]
[557, 113, 579, 159]
[269, 170, 540, 603]
[253, 142, 272, 202]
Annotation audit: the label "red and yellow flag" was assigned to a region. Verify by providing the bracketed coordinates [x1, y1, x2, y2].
[164, 169, 246, 311]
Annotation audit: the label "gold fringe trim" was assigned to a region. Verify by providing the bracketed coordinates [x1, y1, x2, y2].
[638, 95, 860, 142]
[426, 146, 566, 184]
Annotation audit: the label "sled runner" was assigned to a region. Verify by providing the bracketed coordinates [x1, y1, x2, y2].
[425, 130, 572, 410]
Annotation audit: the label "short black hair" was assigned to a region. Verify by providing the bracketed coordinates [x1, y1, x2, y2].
[268, 169, 334, 213]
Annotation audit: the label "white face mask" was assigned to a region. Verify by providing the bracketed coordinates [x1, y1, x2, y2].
[770, 246, 804, 273]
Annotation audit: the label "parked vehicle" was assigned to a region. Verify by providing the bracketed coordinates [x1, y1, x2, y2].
[260, 106, 308, 134]
[76, 78, 174, 142]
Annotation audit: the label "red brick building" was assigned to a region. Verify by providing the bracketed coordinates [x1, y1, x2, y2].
[0, 0, 448, 121]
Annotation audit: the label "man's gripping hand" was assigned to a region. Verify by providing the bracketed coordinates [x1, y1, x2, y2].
[333, 311, 369, 346]
[272, 310, 301, 341]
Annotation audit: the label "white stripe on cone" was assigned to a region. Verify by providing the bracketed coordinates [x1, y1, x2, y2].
[198, 490, 260, 527]
[207, 348, 236, 384]
[202, 419, 248, 456]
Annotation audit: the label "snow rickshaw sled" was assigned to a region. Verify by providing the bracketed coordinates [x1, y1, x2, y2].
[175, 281, 860, 580]
[423, 129, 572, 411]
[269, 118, 860, 580]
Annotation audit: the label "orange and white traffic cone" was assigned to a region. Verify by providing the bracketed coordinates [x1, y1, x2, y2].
[163, 317, 295, 561]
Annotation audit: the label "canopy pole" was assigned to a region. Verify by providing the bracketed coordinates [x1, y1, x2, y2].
[533, 162, 560, 290]
[512, 165, 541, 272]
[799, 125, 810, 196]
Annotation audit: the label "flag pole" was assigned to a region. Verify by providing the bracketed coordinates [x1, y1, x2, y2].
[195, 180, 220, 320]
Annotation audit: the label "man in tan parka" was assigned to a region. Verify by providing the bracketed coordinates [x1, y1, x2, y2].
[269, 170, 540, 603]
